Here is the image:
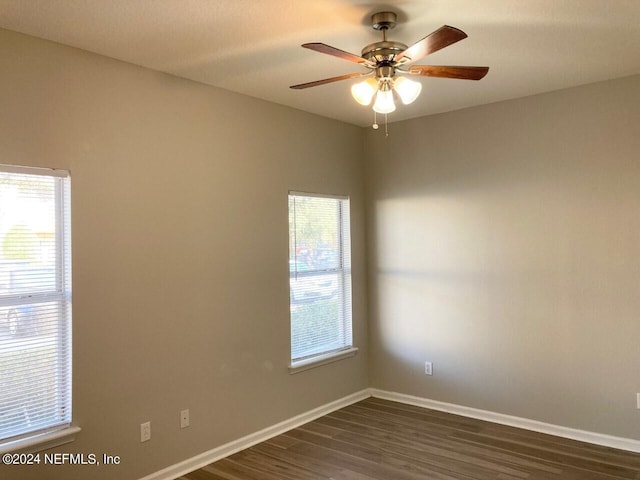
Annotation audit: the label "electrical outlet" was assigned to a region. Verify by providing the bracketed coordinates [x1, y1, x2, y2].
[424, 361, 433, 376]
[140, 421, 151, 442]
[180, 409, 190, 428]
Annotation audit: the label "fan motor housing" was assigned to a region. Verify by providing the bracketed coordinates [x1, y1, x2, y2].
[361, 40, 408, 64]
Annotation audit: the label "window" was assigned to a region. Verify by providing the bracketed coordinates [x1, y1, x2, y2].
[0, 165, 73, 451]
[288, 192, 355, 371]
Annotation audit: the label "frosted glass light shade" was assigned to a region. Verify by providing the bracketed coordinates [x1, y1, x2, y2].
[373, 88, 396, 114]
[351, 78, 378, 106]
[393, 76, 422, 105]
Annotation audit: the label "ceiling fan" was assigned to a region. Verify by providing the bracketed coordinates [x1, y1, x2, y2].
[290, 11, 489, 118]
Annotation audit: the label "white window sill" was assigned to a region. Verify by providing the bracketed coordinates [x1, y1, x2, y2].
[0, 426, 81, 454]
[289, 347, 359, 374]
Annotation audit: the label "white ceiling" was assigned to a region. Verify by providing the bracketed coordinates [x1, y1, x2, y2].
[1, 0, 639, 126]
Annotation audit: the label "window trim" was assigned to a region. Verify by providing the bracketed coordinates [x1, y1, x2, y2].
[0, 426, 81, 455]
[0, 163, 69, 178]
[289, 346, 358, 374]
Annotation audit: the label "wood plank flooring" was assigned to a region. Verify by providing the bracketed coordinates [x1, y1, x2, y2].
[177, 397, 640, 480]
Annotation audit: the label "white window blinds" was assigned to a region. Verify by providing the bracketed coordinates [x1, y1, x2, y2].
[289, 193, 352, 363]
[0, 165, 72, 446]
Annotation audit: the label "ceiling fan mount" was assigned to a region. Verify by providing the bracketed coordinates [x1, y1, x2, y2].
[370, 11, 398, 31]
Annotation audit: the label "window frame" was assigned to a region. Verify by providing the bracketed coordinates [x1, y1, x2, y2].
[0, 164, 78, 454]
[288, 191, 357, 373]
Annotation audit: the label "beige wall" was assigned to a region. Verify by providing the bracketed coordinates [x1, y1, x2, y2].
[0, 28, 368, 479]
[365, 75, 640, 440]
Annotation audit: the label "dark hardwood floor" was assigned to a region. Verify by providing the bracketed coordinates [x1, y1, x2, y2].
[178, 397, 640, 480]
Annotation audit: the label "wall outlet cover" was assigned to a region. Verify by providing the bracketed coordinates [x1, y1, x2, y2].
[141, 421, 151, 442]
[180, 409, 190, 428]
[425, 361, 433, 376]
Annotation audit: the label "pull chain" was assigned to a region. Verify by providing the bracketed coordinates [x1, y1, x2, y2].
[371, 111, 389, 137]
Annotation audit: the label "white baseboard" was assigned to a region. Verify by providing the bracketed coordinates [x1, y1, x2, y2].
[137, 389, 371, 480]
[139, 386, 640, 479]
[370, 389, 640, 453]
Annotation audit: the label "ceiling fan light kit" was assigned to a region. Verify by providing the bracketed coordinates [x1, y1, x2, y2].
[352, 75, 423, 111]
[291, 11, 489, 131]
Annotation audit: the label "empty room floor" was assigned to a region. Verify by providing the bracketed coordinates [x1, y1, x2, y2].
[177, 397, 640, 479]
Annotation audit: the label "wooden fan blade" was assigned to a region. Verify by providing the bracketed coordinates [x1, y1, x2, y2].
[395, 25, 468, 64]
[302, 43, 369, 65]
[290, 72, 370, 89]
[408, 65, 489, 80]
